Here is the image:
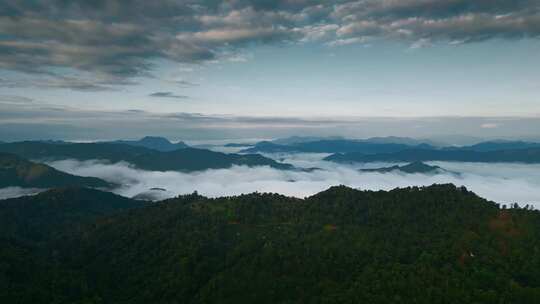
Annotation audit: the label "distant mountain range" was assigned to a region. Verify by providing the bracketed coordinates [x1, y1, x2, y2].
[110, 136, 189, 152]
[1, 137, 539, 175]
[326, 147, 540, 164]
[240, 139, 434, 154]
[29, 136, 190, 152]
[0, 141, 294, 172]
[447, 140, 540, 152]
[271, 136, 345, 145]
[360, 161, 446, 174]
[0, 153, 112, 189]
[357, 136, 441, 146]
[242, 137, 540, 155]
[235, 136, 540, 164]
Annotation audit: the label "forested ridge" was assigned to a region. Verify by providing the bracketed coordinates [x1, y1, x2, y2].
[0, 152, 112, 189]
[0, 142, 293, 172]
[1, 184, 540, 303]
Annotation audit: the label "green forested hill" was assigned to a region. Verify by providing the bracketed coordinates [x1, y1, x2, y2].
[1, 185, 540, 303]
[0, 152, 112, 188]
[0, 141, 293, 171]
[0, 187, 146, 243]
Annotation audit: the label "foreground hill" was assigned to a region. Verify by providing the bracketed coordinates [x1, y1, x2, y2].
[0, 187, 146, 243]
[1, 185, 540, 303]
[0, 141, 293, 172]
[326, 147, 540, 163]
[0, 153, 111, 188]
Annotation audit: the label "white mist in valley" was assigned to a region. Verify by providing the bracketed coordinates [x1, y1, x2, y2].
[0, 187, 43, 200]
[43, 152, 540, 207]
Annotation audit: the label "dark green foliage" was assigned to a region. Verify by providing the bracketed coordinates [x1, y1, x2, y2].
[0, 153, 111, 188]
[1, 185, 540, 303]
[0, 141, 293, 172]
[0, 187, 146, 243]
[0, 188, 147, 303]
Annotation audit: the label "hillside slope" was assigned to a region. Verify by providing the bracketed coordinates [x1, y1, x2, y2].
[1, 185, 540, 303]
[0, 153, 111, 188]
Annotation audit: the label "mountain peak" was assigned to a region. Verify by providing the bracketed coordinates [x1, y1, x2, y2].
[112, 136, 189, 152]
[139, 136, 173, 144]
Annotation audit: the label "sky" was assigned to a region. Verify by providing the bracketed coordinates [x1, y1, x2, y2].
[1, 0, 539, 141]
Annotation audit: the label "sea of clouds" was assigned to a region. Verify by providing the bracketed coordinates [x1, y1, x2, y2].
[33, 152, 540, 208]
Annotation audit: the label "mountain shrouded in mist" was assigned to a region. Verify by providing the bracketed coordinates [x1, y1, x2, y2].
[0, 152, 111, 189]
[0, 141, 294, 172]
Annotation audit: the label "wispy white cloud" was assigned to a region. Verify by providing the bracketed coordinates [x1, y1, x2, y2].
[0, 187, 43, 200]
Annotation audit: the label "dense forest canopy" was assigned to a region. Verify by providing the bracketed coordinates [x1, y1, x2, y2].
[1, 184, 540, 303]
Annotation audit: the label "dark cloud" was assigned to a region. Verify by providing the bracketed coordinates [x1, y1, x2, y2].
[1, 102, 540, 142]
[332, 0, 540, 44]
[149, 92, 189, 99]
[0, 0, 539, 89]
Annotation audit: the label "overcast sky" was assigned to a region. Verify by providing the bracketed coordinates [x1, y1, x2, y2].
[1, 0, 539, 141]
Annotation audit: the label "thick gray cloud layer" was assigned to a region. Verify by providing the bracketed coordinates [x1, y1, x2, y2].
[1, 0, 539, 90]
[42, 155, 540, 207]
[1, 103, 540, 142]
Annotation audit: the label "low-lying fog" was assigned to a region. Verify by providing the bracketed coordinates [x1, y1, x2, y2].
[0, 187, 43, 200]
[37, 151, 540, 208]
